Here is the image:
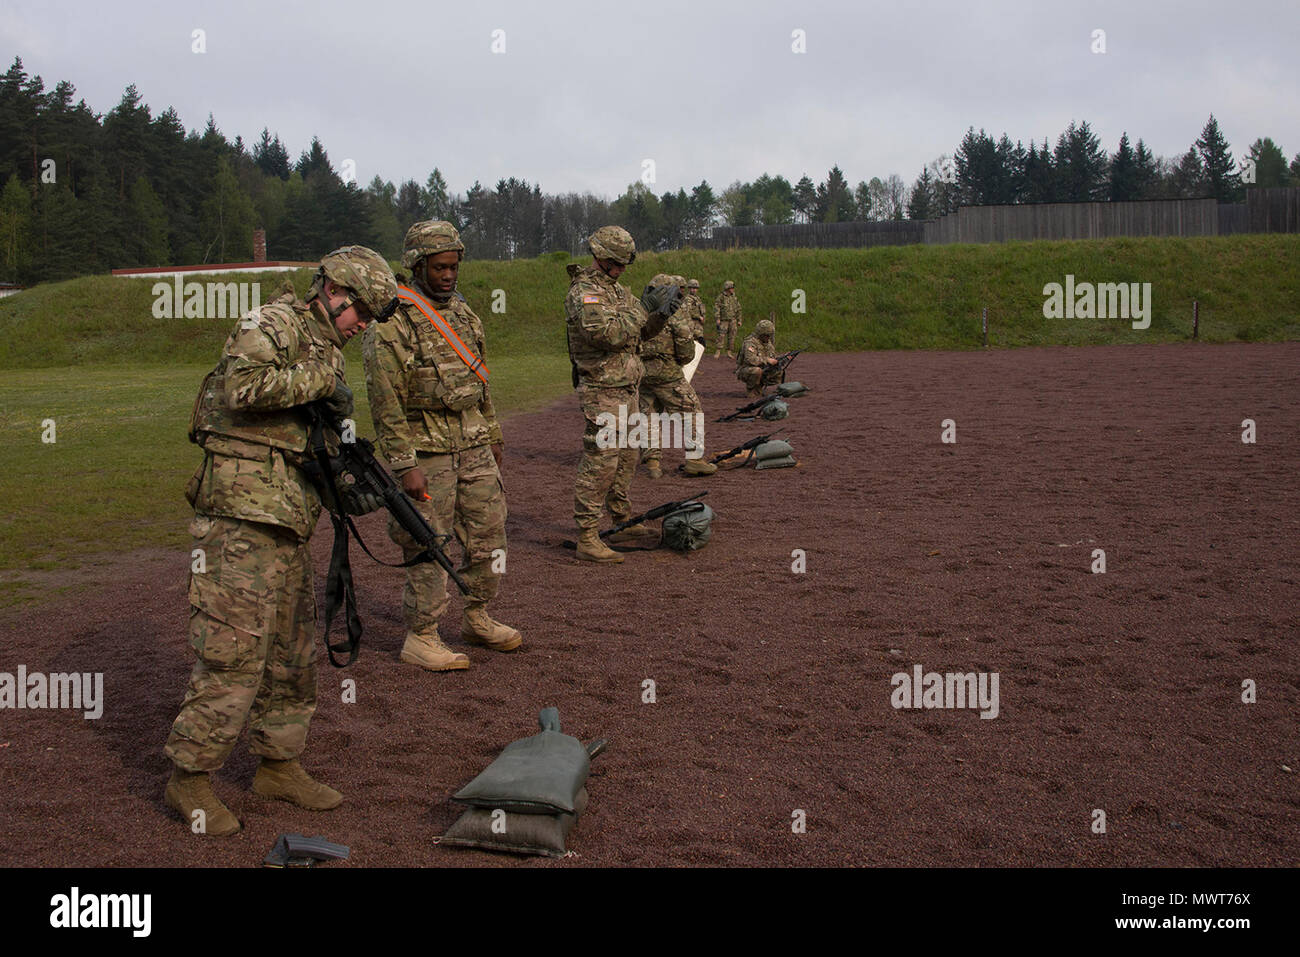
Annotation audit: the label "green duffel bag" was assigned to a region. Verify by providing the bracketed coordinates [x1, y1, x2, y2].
[776, 381, 809, 398]
[753, 439, 796, 470]
[453, 708, 591, 814]
[661, 502, 714, 551]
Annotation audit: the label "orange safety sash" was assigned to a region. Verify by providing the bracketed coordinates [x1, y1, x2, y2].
[395, 285, 490, 384]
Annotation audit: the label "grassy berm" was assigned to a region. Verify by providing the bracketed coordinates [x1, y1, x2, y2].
[0, 235, 1296, 605]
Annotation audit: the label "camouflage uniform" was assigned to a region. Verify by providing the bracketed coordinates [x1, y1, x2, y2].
[684, 280, 706, 342]
[566, 263, 650, 531]
[736, 320, 781, 395]
[362, 227, 507, 657]
[638, 273, 710, 474]
[166, 290, 348, 772]
[714, 282, 743, 356]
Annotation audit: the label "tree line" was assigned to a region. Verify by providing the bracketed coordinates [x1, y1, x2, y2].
[2, 56, 1298, 284]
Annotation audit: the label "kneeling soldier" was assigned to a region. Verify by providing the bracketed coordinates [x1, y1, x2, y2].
[736, 317, 782, 397]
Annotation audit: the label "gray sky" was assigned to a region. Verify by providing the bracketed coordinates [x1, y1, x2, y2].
[5, 0, 1298, 197]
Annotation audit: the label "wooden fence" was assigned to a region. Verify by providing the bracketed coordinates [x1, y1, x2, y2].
[699, 188, 1300, 249]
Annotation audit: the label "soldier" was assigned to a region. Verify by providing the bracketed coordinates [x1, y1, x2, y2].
[638, 273, 717, 480]
[736, 317, 782, 397]
[684, 279, 707, 342]
[362, 221, 518, 673]
[164, 245, 398, 836]
[565, 226, 679, 563]
[713, 279, 742, 358]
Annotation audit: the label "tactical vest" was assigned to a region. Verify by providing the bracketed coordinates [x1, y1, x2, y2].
[398, 291, 488, 416]
[566, 264, 644, 388]
[188, 301, 339, 458]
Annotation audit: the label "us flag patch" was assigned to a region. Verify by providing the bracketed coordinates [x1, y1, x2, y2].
[583, 295, 599, 304]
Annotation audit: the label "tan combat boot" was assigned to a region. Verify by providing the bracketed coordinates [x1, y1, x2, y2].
[164, 767, 242, 836]
[253, 758, 343, 810]
[400, 633, 471, 671]
[683, 458, 718, 476]
[608, 514, 654, 543]
[461, 602, 522, 652]
[644, 460, 663, 480]
[713, 349, 721, 358]
[575, 528, 624, 563]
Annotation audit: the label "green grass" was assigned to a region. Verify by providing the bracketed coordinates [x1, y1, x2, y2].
[0, 235, 1296, 606]
[0, 356, 572, 606]
[4, 235, 1298, 370]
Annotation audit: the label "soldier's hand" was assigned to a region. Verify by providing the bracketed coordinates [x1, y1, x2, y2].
[767, 357, 779, 366]
[401, 467, 429, 501]
[323, 377, 354, 419]
[338, 481, 384, 516]
[491, 443, 504, 469]
[641, 283, 681, 319]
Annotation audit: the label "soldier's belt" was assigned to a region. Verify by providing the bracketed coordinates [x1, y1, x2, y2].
[397, 286, 489, 384]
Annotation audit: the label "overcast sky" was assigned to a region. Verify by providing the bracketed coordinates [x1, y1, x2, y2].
[5, 0, 1297, 198]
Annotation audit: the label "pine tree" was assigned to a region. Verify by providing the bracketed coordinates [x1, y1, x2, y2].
[1243, 137, 1288, 188]
[1109, 133, 1139, 201]
[1195, 114, 1241, 201]
[1170, 148, 1205, 198]
[126, 175, 169, 266]
[1133, 139, 1159, 199]
[0, 174, 32, 279]
[792, 175, 816, 224]
[907, 167, 935, 220]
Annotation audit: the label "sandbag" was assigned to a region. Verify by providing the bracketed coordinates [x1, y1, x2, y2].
[441, 789, 589, 858]
[453, 707, 590, 814]
[661, 502, 714, 551]
[776, 381, 809, 398]
[753, 439, 796, 470]
[758, 398, 788, 420]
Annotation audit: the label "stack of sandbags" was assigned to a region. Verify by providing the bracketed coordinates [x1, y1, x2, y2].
[440, 707, 606, 858]
[752, 439, 797, 470]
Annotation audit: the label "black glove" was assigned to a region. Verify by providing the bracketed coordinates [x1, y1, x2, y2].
[335, 474, 383, 516]
[324, 377, 354, 419]
[640, 283, 682, 319]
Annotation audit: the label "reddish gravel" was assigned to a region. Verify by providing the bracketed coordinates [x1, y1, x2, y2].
[1, 343, 1297, 868]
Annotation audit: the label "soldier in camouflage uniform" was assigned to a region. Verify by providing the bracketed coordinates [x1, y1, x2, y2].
[565, 226, 678, 563]
[638, 273, 716, 479]
[713, 279, 742, 358]
[736, 317, 781, 396]
[362, 221, 518, 673]
[684, 279, 707, 342]
[164, 246, 398, 836]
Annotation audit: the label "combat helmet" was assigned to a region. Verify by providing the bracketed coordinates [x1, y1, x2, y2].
[587, 226, 636, 265]
[402, 220, 465, 270]
[316, 245, 399, 321]
[687, 278, 700, 289]
[756, 318, 775, 337]
[723, 280, 735, 290]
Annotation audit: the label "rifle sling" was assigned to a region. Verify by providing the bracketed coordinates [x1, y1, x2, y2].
[307, 417, 453, 668]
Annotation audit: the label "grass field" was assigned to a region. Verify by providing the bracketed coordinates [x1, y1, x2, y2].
[1, 234, 1296, 605]
[2, 236, 1298, 370]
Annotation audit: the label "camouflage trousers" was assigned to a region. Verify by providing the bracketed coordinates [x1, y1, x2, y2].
[574, 384, 638, 531]
[638, 374, 705, 467]
[165, 514, 316, 772]
[716, 321, 740, 353]
[738, 365, 783, 392]
[389, 445, 506, 636]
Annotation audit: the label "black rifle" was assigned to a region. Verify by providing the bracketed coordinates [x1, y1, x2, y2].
[718, 395, 781, 422]
[307, 404, 468, 667]
[709, 432, 783, 466]
[561, 492, 709, 549]
[774, 349, 801, 382]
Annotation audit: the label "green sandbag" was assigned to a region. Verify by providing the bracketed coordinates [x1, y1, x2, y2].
[753, 439, 796, 470]
[758, 398, 789, 420]
[776, 381, 809, 397]
[661, 502, 714, 551]
[441, 789, 589, 858]
[453, 707, 590, 814]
